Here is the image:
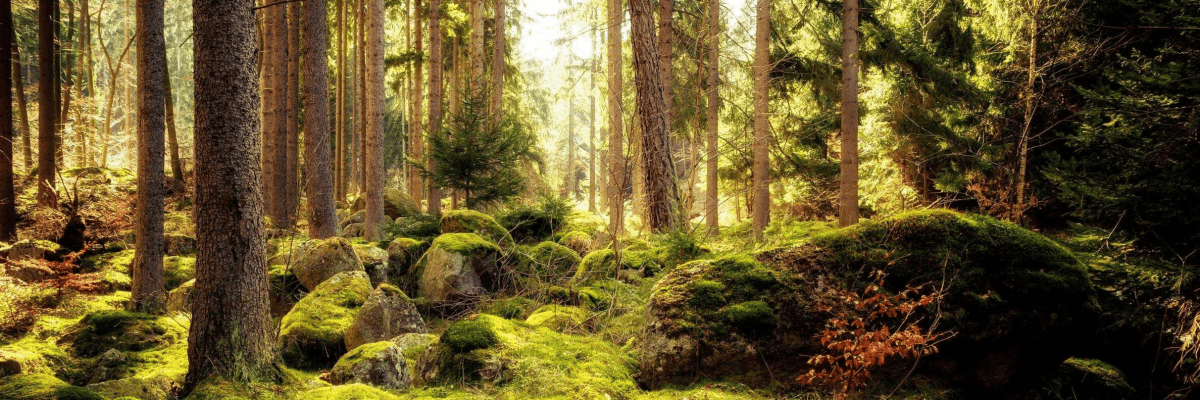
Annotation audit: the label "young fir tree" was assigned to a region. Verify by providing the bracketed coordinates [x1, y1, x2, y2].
[425, 95, 535, 209]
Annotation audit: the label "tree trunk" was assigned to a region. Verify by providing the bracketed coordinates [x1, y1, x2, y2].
[356, 0, 366, 196]
[364, 0, 385, 241]
[606, 0, 624, 236]
[1015, 1, 1039, 223]
[630, 0, 679, 233]
[489, 0, 504, 125]
[1, 0, 15, 241]
[568, 96, 575, 197]
[469, 0, 483, 99]
[185, 0, 281, 389]
[837, 0, 859, 228]
[303, 0, 339, 238]
[274, 1, 290, 225]
[335, 0, 346, 201]
[37, 0, 58, 207]
[165, 51, 183, 183]
[751, 0, 771, 237]
[705, 0, 719, 234]
[427, 0, 443, 215]
[131, 0, 167, 314]
[12, 38, 33, 171]
[588, 20, 597, 213]
[411, 0, 425, 204]
[286, 1, 301, 220]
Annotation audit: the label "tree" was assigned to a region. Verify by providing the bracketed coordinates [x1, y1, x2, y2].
[185, 0, 281, 389]
[705, 0, 719, 234]
[286, 2, 300, 222]
[490, 0, 505, 126]
[751, 0, 770, 238]
[427, 0, 444, 215]
[164, 51, 184, 184]
[263, 0, 288, 228]
[606, 0, 624, 236]
[37, 0, 58, 207]
[589, 16, 598, 212]
[130, 0, 167, 314]
[469, 0, 483, 97]
[303, 0, 339, 239]
[426, 96, 533, 208]
[363, 0, 385, 241]
[838, 0, 859, 227]
[630, 0, 679, 233]
[1, 0, 14, 242]
[12, 38, 33, 170]
[411, 0, 425, 206]
[335, 0, 347, 199]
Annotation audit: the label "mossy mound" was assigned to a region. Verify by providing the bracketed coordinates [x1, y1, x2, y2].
[85, 375, 175, 400]
[1041, 358, 1135, 399]
[415, 233, 507, 303]
[573, 249, 662, 284]
[517, 241, 580, 282]
[291, 237, 365, 291]
[557, 230, 592, 256]
[6, 240, 62, 262]
[298, 383, 402, 400]
[0, 373, 100, 400]
[440, 210, 515, 248]
[441, 319, 499, 352]
[388, 215, 441, 240]
[163, 256, 195, 291]
[328, 341, 410, 390]
[278, 271, 372, 369]
[484, 297, 534, 319]
[59, 311, 187, 358]
[497, 207, 567, 244]
[524, 305, 588, 332]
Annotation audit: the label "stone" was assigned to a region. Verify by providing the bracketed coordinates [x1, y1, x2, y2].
[166, 279, 195, 314]
[292, 237, 365, 291]
[327, 341, 410, 390]
[278, 271, 372, 369]
[345, 285, 426, 351]
[416, 233, 504, 303]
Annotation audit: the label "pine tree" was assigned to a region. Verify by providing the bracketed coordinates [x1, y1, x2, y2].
[630, 0, 680, 233]
[364, 0, 386, 241]
[838, 0, 859, 227]
[131, 0, 167, 314]
[0, 0, 14, 241]
[303, 0, 339, 238]
[38, 0, 58, 207]
[751, 0, 771, 238]
[705, 0, 719, 234]
[606, 0, 624, 236]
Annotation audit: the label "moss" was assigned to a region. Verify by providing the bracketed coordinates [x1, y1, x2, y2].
[163, 256, 196, 290]
[574, 249, 658, 283]
[524, 305, 588, 332]
[430, 233, 502, 255]
[387, 215, 441, 239]
[688, 280, 727, 309]
[578, 285, 614, 311]
[724, 301, 776, 337]
[51, 386, 103, 400]
[80, 250, 135, 291]
[278, 271, 372, 369]
[484, 297, 534, 319]
[557, 230, 591, 251]
[65, 311, 187, 358]
[442, 319, 499, 353]
[329, 341, 395, 378]
[440, 210, 515, 247]
[519, 241, 580, 280]
[299, 383, 402, 400]
[0, 373, 70, 399]
[1043, 358, 1136, 399]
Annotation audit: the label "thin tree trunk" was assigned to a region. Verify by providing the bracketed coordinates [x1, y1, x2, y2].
[186, 0, 281, 388]
[364, 0, 385, 240]
[1, 0, 15, 241]
[261, 0, 279, 226]
[426, 0, 443, 215]
[356, 0, 366, 196]
[37, 0, 58, 207]
[303, 0, 339, 238]
[286, 1, 301, 220]
[99, 34, 135, 170]
[588, 19, 597, 213]
[489, 0, 504, 125]
[705, 0, 719, 234]
[568, 95, 575, 197]
[53, 0, 63, 170]
[165, 51, 183, 183]
[1015, 1, 1039, 223]
[411, 0, 425, 204]
[630, 0, 679, 233]
[837, 0, 859, 227]
[335, 0, 346, 200]
[606, 0, 624, 236]
[469, 0, 483, 99]
[272, 0, 290, 226]
[751, 0, 771, 237]
[12, 39, 33, 171]
[131, 0, 166, 314]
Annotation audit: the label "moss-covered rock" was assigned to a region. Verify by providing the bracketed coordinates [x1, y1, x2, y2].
[4, 260, 56, 284]
[298, 383, 402, 400]
[59, 311, 188, 358]
[352, 243, 389, 288]
[416, 233, 506, 303]
[0, 373, 96, 400]
[557, 231, 592, 256]
[166, 279, 195, 314]
[80, 250, 134, 291]
[484, 297, 534, 319]
[440, 210, 515, 248]
[384, 188, 421, 219]
[86, 374, 175, 400]
[266, 239, 318, 268]
[441, 319, 499, 353]
[6, 240, 61, 262]
[573, 249, 661, 284]
[291, 238, 365, 291]
[278, 271, 372, 369]
[524, 305, 588, 332]
[328, 341, 410, 390]
[519, 241, 580, 282]
[1041, 358, 1136, 399]
[385, 238, 426, 293]
[344, 284, 425, 351]
[163, 256, 195, 291]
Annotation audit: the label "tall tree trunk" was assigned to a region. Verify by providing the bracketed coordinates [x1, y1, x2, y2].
[303, 0, 339, 238]
[705, 0, 719, 234]
[411, 0, 425, 204]
[356, 0, 366, 196]
[1015, 0, 1039, 223]
[588, 20, 597, 213]
[286, 1, 301, 220]
[751, 0, 771, 237]
[37, 0, 58, 207]
[837, 0, 859, 227]
[335, 0, 346, 201]
[364, 0, 385, 241]
[489, 0, 504, 125]
[165, 51, 183, 183]
[469, 0, 483, 99]
[131, 0, 167, 314]
[426, 0, 443, 215]
[630, 0, 679, 233]
[1, 0, 15, 241]
[273, 1, 290, 226]
[12, 38, 33, 171]
[53, 0, 63, 169]
[568, 95, 575, 197]
[606, 0, 624, 236]
[185, 0, 281, 389]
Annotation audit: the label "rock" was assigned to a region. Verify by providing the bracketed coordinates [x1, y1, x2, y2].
[163, 234, 196, 256]
[0, 350, 37, 378]
[524, 305, 587, 332]
[345, 284, 426, 351]
[166, 279, 195, 314]
[60, 311, 189, 358]
[573, 248, 660, 284]
[267, 239, 318, 267]
[384, 188, 420, 219]
[292, 237, 365, 291]
[341, 223, 365, 238]
[390, 333, 438, 387]
[328, 341, 411, 390]
[86, 375, 175, 400]
[386, 238, 426, 292]
[341, 210, 366, 229]
[6, 240, 60, 262]
[636, 210, 1099, 393]
[440, 210, 515, 248]
[557, 231, 592, 256]
[353, 244, 389, 288]
[416, 233, 504, 303]
[278, 271, 372, 368]
[5, 261, 55, 283]
[518, 241, 580, 283]
[90, 349, 128, 384]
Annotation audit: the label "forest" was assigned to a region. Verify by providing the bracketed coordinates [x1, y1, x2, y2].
[0, 0, 1198, 398]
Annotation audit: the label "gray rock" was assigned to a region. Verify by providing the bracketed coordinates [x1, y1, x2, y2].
[292, 238, 365, 291]
[328, 341, 411, 390]
[417, 233, 503, 303]
[345, 285, 425, 351]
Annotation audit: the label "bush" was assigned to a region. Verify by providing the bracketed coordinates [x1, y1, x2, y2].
[499, 194, 572, 244]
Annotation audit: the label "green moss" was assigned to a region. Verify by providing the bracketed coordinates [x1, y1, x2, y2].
[81, 250, 135, 291]
[688, 280, 727, 309]
[278, 271, 372, 369]
[52, 386, 103, 400]
[578, 285, 614, 311]
[520, 241, 580, 279]
[0, 374, 69, 399]
[524, 305, 588, 332]
[329, 341, 395, 378]
[558, 230, 591, 248]
[67, 311, 187, 357]
[163, 256, 195, 290]
[484, 297, 534, 319]
[299, 383, 402, 400]
[440, 210, 515, 247]
[431, 233, 502, 255]
[724, 301, 776, 337]
[1043, 358, 1135, 399]
[442, 319, 499, 352]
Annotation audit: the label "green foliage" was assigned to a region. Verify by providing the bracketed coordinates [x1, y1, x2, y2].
[441, 319, 499, 352]
[498, 194, 572, 244]
[384, 215, 441, 239]
[424, 94, 538, 208]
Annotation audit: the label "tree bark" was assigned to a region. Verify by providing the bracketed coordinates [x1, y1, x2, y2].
[286, 1, 301, 220]
[489, 0, 504, 125]
[303, 0, 339, 239]
[12, 35, 33, 171]
[131, 0, 167, 314]
[589, 21, 597, 213]
[335, 0, 346, 200]
[38, 0, 58, 207]
[751, 0, 771, 237]
[630, 0, 679, 233]
[185, 0, 281, 388]
[411, 0, 425, 204]
[165, 51, 183, 183]
[469, 0, 483, 99]
[427, 0, 443, 215]
[606, 0, 624, 236]
[705, 0, 719, 234]
[356, 0, 366, 195]
[1015, 0, 1039, 223]
[837, 0, 859, 227]
[364, 0, 385, 241]
[0, 0, 15, 241]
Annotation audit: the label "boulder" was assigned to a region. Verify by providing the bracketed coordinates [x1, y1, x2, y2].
[416, 233, 505, 303]
[278, 271, 372, 368]
[166, 279, 195, 314]
[163, 234, 196, 256]
[4, 261, 55, 283]
[0, 373, 73, 400]
[267, 239, 318, 267]
[344, 284, 426, 351]
[636, 210, 1099, 393]
[439, 210, 515, 248]
[386, 238, 426, 292]
[557, 231, 592, 256]
[341, 210, 366, 229]
[6, 240, 60, 262]
[292, 237, 365, 291]
[353, 244, 389, 288]
[384, 188, 421, 219]
[89, 348, 128, 384]
[328, 341, 411, 390]
[341, 223, 365, 238]
[524, 305, 587, 332]
[86, 375, 175, 400]
[518, 241, 580, 283]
